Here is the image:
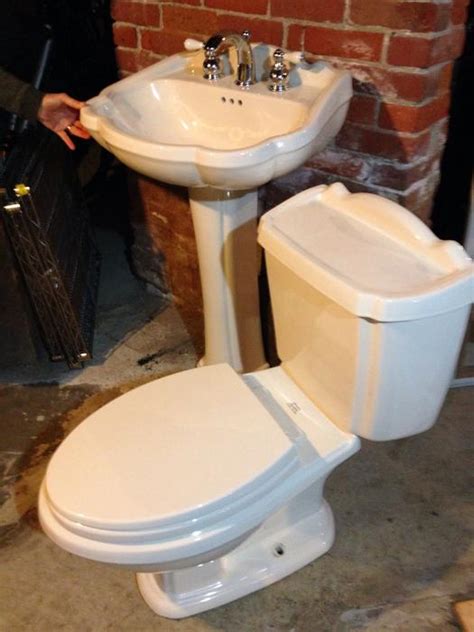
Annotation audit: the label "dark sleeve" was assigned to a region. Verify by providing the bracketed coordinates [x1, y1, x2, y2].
[0, 67, 44, 120]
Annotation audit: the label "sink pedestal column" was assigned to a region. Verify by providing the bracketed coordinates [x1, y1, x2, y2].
[189, 187, 267, 373]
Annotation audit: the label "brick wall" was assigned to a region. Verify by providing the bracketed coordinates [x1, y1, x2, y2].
[110, 0, 469, 349]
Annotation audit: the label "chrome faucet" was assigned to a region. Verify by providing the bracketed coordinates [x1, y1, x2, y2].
[203, 30, 256, 87]
[268, 49, 304, 92]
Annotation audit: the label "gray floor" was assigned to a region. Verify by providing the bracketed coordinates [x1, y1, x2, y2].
[0, 228, 473, 631]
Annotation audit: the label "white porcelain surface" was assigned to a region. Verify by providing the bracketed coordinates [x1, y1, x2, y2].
[259, 183, 474, 440]
[188, 188, 267, 372]
[45, 364, 298, 530]
[38, 177, 473, 619]
[80, 44, 351, 372]
[80, 45, 352, 189]
[39, 366, 359, 572]
[137, 488, 335, 619]
[259, 182, 473, 320]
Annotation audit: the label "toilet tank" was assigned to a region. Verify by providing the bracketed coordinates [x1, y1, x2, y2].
[258, 183, 473, 441]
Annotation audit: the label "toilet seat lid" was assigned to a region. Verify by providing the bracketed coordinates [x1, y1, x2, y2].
[45, 364, 299, 531]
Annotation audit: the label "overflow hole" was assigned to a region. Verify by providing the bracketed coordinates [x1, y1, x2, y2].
[273, 543, 285, 557]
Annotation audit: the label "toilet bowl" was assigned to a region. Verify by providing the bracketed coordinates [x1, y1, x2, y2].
[39, 183, 473, 619]
[39, 363, 360, 616]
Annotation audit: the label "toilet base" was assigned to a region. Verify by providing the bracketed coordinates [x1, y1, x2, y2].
[136, 493, 335, 619]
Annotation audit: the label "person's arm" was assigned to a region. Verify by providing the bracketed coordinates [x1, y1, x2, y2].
[0, 66, 44, 121]
[0, 67, 90, 149]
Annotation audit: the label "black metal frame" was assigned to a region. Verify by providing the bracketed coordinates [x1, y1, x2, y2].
[1, 127, 100, 368]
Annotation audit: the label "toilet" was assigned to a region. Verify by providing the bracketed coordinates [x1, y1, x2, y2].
[39, 183, 473, 619]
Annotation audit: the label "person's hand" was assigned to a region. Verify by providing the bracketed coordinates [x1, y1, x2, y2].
[37, 93, 91, 150]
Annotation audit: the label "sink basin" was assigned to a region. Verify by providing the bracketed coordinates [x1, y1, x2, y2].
[81, 43, 352, 372]
[81, 45, 351, 190]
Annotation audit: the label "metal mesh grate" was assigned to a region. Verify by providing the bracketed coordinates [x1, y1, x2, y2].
[1, 127, 101, 368]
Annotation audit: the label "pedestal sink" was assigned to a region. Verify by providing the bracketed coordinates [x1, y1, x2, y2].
[81, 43, 352, 372]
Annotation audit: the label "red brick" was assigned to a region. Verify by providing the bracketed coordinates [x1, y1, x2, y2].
[271, 0, 345, 23]
[350, 0, 451, 33]
[115, 47, 140, 73]
[308, 147, 366, 180]
[139, 182, 194, 240]
[451, 0, 470, 25]
[387, 29, 466, 67]
[113, 24, 137, 49]
[397, 175, 440, 222]
[304, 27, 384, 62]
[141, 29, 194, 57]
[137, 49, 160, 69]
[217, 15, 283, 46]
[111, 1, 160, 27]
[330, 176, 393, 197]
[265, 169, 382, 209]
[115, 47, 158, 73]
[336, 63, 397, 98]
[205, 0, 268, 14]
[381, 70, 434, 102]
[287, 25, 304, 51]
[388, 35, 430, 67]
[346, 94, 378, 125]
[368, 156, 438, 191]
[438, 63, 454, 93]
[336, 123, 431, 162]
[141, 29, 161, 54]
[386, 67, 446, 102]
[378, 93, 451, 133]
[342, 61, 453, 103]
[133, 176, 204, 351]
[163, 6, 218, 35]
[171, 0, 201, 5]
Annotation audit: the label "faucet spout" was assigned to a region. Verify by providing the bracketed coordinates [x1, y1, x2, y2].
[203, 31, 256, 87]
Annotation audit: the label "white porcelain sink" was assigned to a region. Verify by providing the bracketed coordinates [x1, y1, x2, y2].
[82, 45, 351, 190]
[81, 43, 352, 371]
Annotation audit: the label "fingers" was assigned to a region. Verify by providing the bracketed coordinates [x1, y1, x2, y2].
[67, 122, 91, 139]
[38, 92, 91, 149]
[59, 93, 86, 110]
[70, 127, 91, 139]
[57, 129, 76, 150]
[58, 122, 91, 149]
[74, 120, 89, 132]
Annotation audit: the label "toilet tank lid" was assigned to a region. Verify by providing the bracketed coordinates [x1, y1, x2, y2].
[258, 183, 474, 321]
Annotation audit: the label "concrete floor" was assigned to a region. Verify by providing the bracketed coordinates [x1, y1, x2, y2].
[0, 227, 473, 631]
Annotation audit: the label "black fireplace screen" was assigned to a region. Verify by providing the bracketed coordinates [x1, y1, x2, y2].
[0, 127, 100, 368]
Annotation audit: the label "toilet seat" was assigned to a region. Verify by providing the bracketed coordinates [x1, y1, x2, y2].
[44, 365, 304, 534]
[40, 364, 359, 569]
